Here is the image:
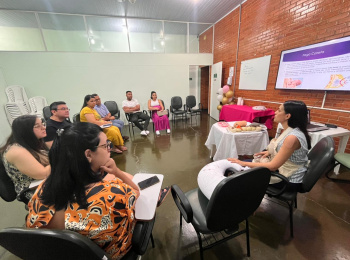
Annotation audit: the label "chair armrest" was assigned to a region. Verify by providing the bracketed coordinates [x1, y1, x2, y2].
[131, 216, 156, 255]
[266, 172, 290, 196]
[171, 185, 193, 223]
[125, 113, 130, 121]
[116, 110, 120, 119]
[170, 106, 174, 113]
[184, 104, 187, 111]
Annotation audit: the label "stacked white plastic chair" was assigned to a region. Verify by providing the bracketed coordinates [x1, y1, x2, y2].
[4, 85, 32, 125]
[28, 96, 48, 118]
[4, 102, 30, 125]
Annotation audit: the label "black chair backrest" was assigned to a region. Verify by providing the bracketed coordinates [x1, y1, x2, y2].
[171, 96, 183, 110]
[159, 99, 165, 109]
[0, 228, 110, 260]
[42, 106, 51, 121]
[206, 167, 270, 231]
[302, 136, 335, 192]
[73, 113, 80, 123]
[104, 101, 119, 116]
[0, 159, 17, 202]
[186, 95, 196, 109]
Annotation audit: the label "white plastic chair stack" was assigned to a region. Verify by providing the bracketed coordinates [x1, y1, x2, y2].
[4, 102, 29, 125]
[28, 96, 48, 117]
[5, 85, 30, 110]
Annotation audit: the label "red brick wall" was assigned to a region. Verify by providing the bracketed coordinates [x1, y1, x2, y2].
[200, 0, 350, 153]
[199, 27, 213, 53]
[213, 9, 240, 87]
[200, 66, 210, 109]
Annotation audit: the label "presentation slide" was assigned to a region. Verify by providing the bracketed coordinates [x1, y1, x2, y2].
[275, 36, 350, 91]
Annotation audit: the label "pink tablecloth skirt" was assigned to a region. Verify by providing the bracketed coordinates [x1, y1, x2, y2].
[219, 105, 275, 129]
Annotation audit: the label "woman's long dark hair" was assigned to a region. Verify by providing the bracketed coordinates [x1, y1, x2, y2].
[0, 115, 48, 164]
[81, 94, 93, 110]
[40, 122, 103, 210]
[284, 100, 311, 149]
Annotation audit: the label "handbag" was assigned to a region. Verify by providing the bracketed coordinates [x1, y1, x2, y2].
[157, 110, 167, 116]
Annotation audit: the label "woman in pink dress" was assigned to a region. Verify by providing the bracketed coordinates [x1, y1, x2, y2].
[148, 91, 171, 135]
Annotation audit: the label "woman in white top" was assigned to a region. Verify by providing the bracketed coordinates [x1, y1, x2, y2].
[228, 100, 311, 192]
[0, 115, 50, 202]
[148, 91, 170, 135]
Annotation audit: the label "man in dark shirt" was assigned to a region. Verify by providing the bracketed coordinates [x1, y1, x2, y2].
[44, 101, 71, 148]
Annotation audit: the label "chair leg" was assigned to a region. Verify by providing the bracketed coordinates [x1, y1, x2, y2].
[180, 212, 182, 227]
[288, 201, 294, 238]
[294, 196, 298, 209]
[246, 218, 250, 257]
[196, 232, 204, 260]
[150, 233, 155, 248]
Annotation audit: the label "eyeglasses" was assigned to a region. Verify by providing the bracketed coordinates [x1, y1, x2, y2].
[95, 140, 112, 151]
[33, 122, 46, 129]
[56, 108, 70, 111]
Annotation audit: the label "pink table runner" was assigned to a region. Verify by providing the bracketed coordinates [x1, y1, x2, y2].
[219, 105, 275, 129]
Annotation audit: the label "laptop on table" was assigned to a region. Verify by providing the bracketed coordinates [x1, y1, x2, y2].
[306, 110, 329, 132]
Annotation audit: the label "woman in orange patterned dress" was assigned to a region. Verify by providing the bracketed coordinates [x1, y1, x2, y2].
[26, 122, 140, 259]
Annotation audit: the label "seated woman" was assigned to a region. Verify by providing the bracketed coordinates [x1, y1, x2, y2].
[228, 100, 311, 192]
[26, 123, 140, 259]
[0, 115, 50, 202]
[80, 95, 127, 153]
[148, 91, 170, 135]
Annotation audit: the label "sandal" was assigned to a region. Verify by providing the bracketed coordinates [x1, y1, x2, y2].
[117, 146, 128, 151]
[111, 147, 123, 154]
[157, 186, 170, 207]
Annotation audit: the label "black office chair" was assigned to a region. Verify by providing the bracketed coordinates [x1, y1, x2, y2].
[266, 136, 335, 237]
[73, 113, 80, 123]
[125, 110, 149, 136]
[326, 152, 350, 183]
[171, 167, 270, 260]
[170, 96, 187, 121]
[0, 159, 30, 204]
[186, 95, 202, 119]
[104, 101, 121, 119]
[42, 106, 51, 121]
[0, 217, 155, 260]
[0, 160, 17, 202]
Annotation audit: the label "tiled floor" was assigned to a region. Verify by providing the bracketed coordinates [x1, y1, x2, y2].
[1, 113, 350, 259]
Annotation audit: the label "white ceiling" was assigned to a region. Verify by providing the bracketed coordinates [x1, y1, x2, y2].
[0, 0, 245, 24]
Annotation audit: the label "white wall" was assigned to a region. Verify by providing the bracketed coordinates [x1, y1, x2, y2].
[0, 52, 213, 144]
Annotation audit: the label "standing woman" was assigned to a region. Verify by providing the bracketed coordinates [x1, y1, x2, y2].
[148, 91, 170, 135]
[80, 95, 127, 153]
[0, 115, 50, 202]
[228, 100, 311, 192]
[27, 123, 139, 259]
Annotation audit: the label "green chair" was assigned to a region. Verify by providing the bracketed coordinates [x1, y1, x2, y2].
[326, 152, 350, 183]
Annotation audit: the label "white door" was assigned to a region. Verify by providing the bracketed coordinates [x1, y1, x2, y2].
[210, 61, 222, 121]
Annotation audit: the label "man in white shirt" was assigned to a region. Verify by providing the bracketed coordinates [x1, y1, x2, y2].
[122, 91, 150, 136]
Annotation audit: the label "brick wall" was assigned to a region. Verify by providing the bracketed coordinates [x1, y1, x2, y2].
[200, 0, 350, 153]
[200, 66, 210, 109]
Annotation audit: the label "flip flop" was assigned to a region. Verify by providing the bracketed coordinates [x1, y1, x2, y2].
[116, 146, 128, 151]
[157, 186, 170, 207]
[110, 147, 123, 154]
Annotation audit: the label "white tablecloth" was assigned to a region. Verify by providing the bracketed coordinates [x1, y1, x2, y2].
[205, 122, 270, 161]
